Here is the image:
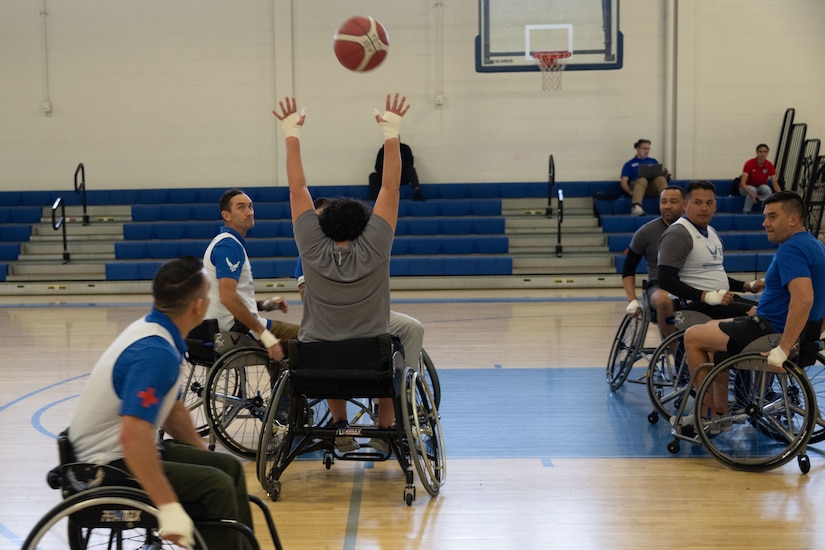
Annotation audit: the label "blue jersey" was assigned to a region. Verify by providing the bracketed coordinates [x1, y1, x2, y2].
[756, 231, 825, 333]
[621, 156, 661, 181]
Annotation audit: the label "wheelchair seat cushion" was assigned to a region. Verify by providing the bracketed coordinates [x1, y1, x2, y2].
[288, 334, 396, 398]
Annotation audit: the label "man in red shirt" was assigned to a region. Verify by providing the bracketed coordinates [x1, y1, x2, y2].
[739, 143, 779, 212]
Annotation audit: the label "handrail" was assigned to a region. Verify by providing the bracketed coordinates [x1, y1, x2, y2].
[74, 162, 89, 225]
[555, 189, 563, 257]
[51, 197, 70, 264]
[545, 154, 555, 217]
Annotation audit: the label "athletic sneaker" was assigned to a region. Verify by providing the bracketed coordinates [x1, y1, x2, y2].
[368, 438, 390, 454]
[631, 204, 645, 216]
[332, 420, 359, 453]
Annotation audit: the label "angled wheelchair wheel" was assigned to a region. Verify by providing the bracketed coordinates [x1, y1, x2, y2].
[606, 312, 647, 391]
[402, 368, 446, 496]
[696, 354, 816, 472]
[183, 359, 211, 437]
[205, 346, 278, 459]
[420, 348, 441, 409]
[22, 487, 206, 550]
[646, 330, 692, 424]
[803, 351, 825, 444]
[257, 371, 295, 500]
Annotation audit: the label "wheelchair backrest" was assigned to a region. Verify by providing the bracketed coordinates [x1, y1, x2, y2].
[185, 318, 220, 363]
[288, 334, 397, 399]
[674, 310, 712, 330]
[50, 428, 139, 498]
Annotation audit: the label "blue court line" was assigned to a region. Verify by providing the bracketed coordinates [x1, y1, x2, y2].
[0, 523, 23, 548]
[0, 373, 88, 413]
[32, 394, 79, 438]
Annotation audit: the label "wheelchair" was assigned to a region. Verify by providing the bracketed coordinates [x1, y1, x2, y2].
[666, 334, 822, 473]
[256, 335, 445, 506]
[645, 310, 712, 425]
[183, 319, 282, 459]
[607, 281, 662, 391]
[23, 430, 283, 550]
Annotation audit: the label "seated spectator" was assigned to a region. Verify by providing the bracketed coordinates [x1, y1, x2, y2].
[739, 143, 780, 213]
[369, 139, 424, 201]
[620, 139, 669, 216]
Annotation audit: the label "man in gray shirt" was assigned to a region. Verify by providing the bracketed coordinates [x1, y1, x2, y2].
[273, 93, 409, 450]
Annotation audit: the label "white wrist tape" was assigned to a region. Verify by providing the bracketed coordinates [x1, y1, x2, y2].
[748, 280, 759, 292]
[259, 329, 278, 349]
[157, 502, 193, 548]
[703, 289, 726, 306]
[373, 109, 402, 140]
[297, 275, 305, 287]
[281, 108, 306, 138]
[625, 299, 640, 314]
[767, 346, 788, 368]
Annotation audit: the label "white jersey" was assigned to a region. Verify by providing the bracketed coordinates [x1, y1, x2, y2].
[669, 217, 729, 292]
[203, 231, 265, 332]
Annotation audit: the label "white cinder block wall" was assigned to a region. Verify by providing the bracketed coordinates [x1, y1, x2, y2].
[0, 0, 822, 192]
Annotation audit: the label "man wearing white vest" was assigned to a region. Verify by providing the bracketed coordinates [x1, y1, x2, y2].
[657, 180, 762, 320]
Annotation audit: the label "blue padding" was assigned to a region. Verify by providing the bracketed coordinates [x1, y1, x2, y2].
[0, 263, 6, 281]
[601, 215, 656, 233]
[756, 253, 774, 271]
[0, 207, 41, 223]
[719, 232, 775, 251]
[392, 236, 508, 255]
[557, 181, 622, 197]
[723, 253, 758, 273]
[397, 199, 502, 217]
[389, 256, 512, 276]
[245, 240, 299, 257]
[123, 222, 223, 240]
[607, 234, 633, 252]
[106, 262, 164, 281]
[0, 243, 20, 261]
[0, 225, 32, 242]
[249, 259, 300, 278]
[396, 217, 505, 236]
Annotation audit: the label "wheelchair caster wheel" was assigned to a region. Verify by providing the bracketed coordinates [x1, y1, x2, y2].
[404, 486, 416, 506]
[324, 452, 333, 470]
[648, 411, 659, 424]
[667, 440, 680, 454]
[799, 454, 811, 474]
[268, 481, 282, 502]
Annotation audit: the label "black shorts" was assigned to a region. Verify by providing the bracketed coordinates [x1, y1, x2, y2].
[718, 315, 774, 355]
[683, 294, 756, 320]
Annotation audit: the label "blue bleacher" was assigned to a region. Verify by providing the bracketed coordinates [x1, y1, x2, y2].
[0, 263, 6, 282]
[615, 252, 775, 275]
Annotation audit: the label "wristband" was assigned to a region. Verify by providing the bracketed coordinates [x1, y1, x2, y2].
[259, 330, 278, 349]
[373, 109, 403, 140]
[766, 346, 788, 368]
[703, 289, 726, 306]
[281, 108, 306, 138]
[625, 299, 640, 314]
[157, 502, 193, 548]
[297, 275, 305, 287]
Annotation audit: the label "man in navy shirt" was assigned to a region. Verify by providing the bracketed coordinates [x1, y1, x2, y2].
[620, 138, 669, 215]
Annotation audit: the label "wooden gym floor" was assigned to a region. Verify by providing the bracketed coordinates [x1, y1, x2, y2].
[2, 288, 825, 549]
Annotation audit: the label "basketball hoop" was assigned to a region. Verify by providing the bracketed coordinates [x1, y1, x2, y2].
[532, 51, 571, 92]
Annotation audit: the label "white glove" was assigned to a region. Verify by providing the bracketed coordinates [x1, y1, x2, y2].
[767, 346, 788, 369]
[373, 109, 403, 140]
[297, 275, 305, 287]
[625, 299, 640, 314]
[703, 289, 726, 306]
[157, 502, 193, 549]
[280, 108, 306, 138]
[259, 329, 279, 349]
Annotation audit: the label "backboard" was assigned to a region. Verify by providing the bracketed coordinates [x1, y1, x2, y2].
[476, 0, 622, 73]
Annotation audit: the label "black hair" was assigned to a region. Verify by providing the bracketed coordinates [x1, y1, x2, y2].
[318, 198, 371, 242]
[313, 197, 331, 210]
[633, 139, 651, 149]
[756, 143, 770, 152]
[764, 190, 807, 228]
[662, 185, 685, 198]
[219, 189, 246, 213]
[685, 180, 716, 197]
[153, 256, 207, 317]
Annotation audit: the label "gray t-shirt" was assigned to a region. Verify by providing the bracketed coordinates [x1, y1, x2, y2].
[628, 217, 668, 281]
[294, 209, 393, 342]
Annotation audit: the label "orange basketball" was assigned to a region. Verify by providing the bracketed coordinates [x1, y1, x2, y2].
[333, 16, 390, 72]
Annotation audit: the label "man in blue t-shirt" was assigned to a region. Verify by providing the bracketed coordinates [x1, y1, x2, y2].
[620, 138, 670, 215]
[683, 191, 825, 426]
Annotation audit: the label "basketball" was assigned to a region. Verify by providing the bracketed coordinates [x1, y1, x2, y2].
[333, 16, 389, 72]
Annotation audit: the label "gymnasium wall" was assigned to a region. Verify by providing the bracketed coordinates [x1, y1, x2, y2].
[0, 0, 822, 192]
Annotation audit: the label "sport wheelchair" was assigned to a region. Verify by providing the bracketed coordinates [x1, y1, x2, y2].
[666, 334, 824, 473]
[607, 281, 664, 391]
[23, 430, 283, 550]
[256, 335, 445, 506]
[183, 319, 283, 459]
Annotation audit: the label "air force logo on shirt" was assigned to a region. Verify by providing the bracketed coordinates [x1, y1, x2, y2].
[225, 257, 240, 272]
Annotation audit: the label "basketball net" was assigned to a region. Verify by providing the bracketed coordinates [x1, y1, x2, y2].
[532, 51, 571, 92]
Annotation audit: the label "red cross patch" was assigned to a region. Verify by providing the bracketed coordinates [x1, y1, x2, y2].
[137, 387, 159, 408]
